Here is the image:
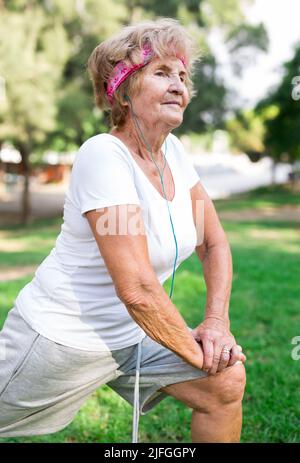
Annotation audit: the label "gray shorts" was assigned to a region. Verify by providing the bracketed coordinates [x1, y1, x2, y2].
[0, 305, 208, 439]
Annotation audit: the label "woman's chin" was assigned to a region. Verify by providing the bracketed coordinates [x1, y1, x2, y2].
[163, 114, 183, 128]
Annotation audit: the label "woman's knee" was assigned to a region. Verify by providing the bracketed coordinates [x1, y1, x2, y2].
[192, 363, 246, 413]
[206, 363, 246, 408]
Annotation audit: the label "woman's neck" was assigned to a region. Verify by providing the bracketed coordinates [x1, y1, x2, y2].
[110, 120, 169, 162]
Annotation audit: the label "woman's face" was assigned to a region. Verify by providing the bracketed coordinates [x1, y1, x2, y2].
[129, 55, 189, 131]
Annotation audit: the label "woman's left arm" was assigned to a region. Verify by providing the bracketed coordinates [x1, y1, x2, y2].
[190, 180, 246, 375]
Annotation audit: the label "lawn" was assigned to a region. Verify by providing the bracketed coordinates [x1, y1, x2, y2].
[0, 184, 299, 443]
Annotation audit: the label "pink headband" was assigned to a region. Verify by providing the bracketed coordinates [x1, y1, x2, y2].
[106, 43, 186, 105]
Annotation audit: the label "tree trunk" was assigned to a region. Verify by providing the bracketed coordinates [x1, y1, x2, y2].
[19, 145, 31, 225]
[289, 159, 297, 190]
[126, 0, 142, 25]
[271, 159, 277, 186]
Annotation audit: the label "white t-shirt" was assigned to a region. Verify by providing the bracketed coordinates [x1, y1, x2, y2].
[15, 133, 200, 352]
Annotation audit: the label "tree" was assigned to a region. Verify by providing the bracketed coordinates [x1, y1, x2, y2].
[0, 5, 71, 223]
[0, 0, 270, 223]
[225, 108, 266, 160]
[255, 42, 300, 180]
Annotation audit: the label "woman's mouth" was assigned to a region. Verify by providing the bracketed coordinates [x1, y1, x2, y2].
[162, 102, 181, 107]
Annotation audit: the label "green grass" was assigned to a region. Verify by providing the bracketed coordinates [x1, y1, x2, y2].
[214, 183, 300, 212]
[0, 217, 63, 268]
[0, 185, 299, 443]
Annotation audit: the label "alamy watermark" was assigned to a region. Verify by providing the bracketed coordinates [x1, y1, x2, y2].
[291, 336, 300, 360]
[94, 199, 205, 246]
[291, 76, 300, 101]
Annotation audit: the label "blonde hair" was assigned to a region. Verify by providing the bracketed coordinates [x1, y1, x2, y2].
[87, 18, 201, 129]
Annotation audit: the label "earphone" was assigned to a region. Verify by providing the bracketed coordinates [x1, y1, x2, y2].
[124, 94, 178, 299]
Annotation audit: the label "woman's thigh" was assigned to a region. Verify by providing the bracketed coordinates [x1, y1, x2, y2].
[107, 332, 210, 415]
[0, 307, 120, 436]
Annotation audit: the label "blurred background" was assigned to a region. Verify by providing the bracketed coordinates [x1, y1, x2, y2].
[0, 0, 299, 443]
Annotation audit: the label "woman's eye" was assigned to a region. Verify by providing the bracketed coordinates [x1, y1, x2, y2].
[155, 71, 187, 83]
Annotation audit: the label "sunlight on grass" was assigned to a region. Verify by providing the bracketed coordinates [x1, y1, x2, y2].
[226, 223, 300, 254]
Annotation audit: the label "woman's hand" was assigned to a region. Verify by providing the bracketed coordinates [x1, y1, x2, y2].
[191, 317, 246, 375]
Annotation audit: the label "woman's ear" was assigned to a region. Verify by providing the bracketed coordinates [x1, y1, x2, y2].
[123, 94, 131, 108]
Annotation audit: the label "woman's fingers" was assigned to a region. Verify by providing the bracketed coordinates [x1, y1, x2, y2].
[240, 353, 246, 363]
[200, 338, 246, 374]
[201, 338, 214, 373]
[216, 346, 232, 373]
[236, 345, 246, 364]
[209, 343, 225, 375]
[228, 344, 243, 366]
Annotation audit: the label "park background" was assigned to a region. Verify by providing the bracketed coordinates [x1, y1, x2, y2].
[0, 0, 299, 443]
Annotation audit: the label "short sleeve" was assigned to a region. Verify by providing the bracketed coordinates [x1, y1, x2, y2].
[72, 136, 141, 216]
[183, 157, 200, 189]
[169, 134, 200, 189]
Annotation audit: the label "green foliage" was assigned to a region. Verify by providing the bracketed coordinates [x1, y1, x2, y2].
[226, 108, 266, 157]
[226, 22, 269, 76]
[0, 7, 71, 146]
[0, 0, 270, 151]
[176, 53, 227, 134]
[201, 0, 249, 28]
[256, 43, 300, 163]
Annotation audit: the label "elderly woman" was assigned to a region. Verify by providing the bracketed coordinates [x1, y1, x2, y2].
[0, 18, 246, 443]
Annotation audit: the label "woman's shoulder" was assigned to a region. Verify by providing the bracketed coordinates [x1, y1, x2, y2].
[79, 133, 124, 153]
[79, 132, 182, 152]
[167, 132, 185, 154]
[75, 133, 132, 168]
[76, 132, 185, 165]
[167, 133, 198, 176]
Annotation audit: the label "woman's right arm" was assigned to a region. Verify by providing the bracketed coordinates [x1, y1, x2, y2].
[85, 204, 204, 370]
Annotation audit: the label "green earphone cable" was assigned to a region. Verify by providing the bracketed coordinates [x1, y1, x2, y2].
[125, 95, 178, 299]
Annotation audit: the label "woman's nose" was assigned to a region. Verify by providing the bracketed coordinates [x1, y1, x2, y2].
[169, 75, 184, 94]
